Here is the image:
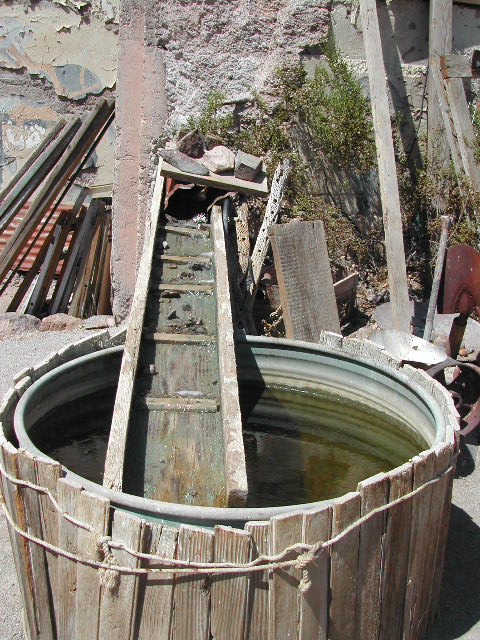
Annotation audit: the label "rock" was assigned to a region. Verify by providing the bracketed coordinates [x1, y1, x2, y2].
[234, 151, 263, 181]
[0, 312, 41, 336]
[82, 315, 116, 330]
[176, 129, 205, 159]
[39, 313, 82, 332]
[201, 145, 235, 174]
[204, 133, 224, 150]
[158, 149, 209, 176]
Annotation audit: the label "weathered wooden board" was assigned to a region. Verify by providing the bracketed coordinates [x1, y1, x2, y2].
[160, 161, 269, 197]
[172, 525, 213, 640]
[103, 160, 165, 492]
[440, 54, 472, 78]
[98, 510, 145, 640]
[56, 477, 82, 640]
[136, 524, 178, 640]
[355, 472, 389, 639]
[379, 462, 413, 640]
[1, 444, 39, 639]
[244, 521, 270, 640]
[268, 220, 341, 340]
[330, 491, 361, 640]
[300, 506, 332, 640]
[75, 490, 110, 640]
[360, 0, 410, 333]
[211, 525, 251, 640]
[17, 450, 55, 639]
[403, 451, 436, 639]
[269, 511, 303, 640]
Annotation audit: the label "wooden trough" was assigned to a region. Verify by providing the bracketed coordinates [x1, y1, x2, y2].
[0, 329, 458, 640]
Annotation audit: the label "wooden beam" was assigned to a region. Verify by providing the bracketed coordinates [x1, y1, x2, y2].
[103, 159, 165, 492]
[160, 161, 269, 197]
[440, 54, 472, 78]
[360, 0, 411, 333]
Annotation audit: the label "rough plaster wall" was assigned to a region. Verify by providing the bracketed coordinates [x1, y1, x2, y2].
[153, 0, 331, 133]
[0, 0, 118, 191]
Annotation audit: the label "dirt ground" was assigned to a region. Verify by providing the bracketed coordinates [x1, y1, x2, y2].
[0, 330, 479, 639]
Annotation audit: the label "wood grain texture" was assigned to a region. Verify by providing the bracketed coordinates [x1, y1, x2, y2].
[244, 521, 270, 640]
[1, 444, 38, 639]
[16, 450, 55, 639]
[440, 54, 472, 78]
[330, 491, 361, 640]
[403, 452, 436, 640]
[360, 0, 410, 333]
[212, 205, 248, 506]
[355, 472, 389, 640]
[35, 456, 62, 635]
[136, 524, 178, 640]
[56, 477, 82, 640]
[98, 511, 145, 640]
[74, 490, 110, 640]
[172, 525, 214, 640]
[269, 220, 341, 340]
[211, 526, 251, 640]
[379, 462, 413, 640]
[300, 506, 332, 640]
[103, 160, 165, 491]
[269, 511, 303, 640]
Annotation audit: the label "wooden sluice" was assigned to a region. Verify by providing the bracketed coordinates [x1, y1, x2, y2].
[103, 159, 250, 506]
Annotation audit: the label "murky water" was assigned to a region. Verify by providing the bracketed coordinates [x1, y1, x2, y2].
[32, 382, 427, 507]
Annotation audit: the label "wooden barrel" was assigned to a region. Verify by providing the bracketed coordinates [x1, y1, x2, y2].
[0, 330, 458, 640]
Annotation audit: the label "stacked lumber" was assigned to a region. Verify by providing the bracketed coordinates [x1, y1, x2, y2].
[0, 99, 114, 317]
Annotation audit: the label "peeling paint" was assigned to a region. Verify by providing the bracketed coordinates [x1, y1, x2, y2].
[0, 2, 118, 100]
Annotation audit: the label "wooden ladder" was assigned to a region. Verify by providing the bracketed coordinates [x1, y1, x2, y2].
[103, 161, 247, 507]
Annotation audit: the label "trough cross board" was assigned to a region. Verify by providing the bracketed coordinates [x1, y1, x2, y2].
[104, 162, 247, 507]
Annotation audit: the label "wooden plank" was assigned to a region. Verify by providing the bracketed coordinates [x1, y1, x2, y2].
[16, 450, 55, 639]
[299, 506, 332, 640]
[136, 524, 178, 640]
[333, 272, 359, 300]
[211, 205, 248, 507]
[171, 525, 213, 640]
[379, 462, 413, 640]
[91, 211, 111, 315]
[330, 491, 361, 640]
[360, 0, 410, 333]
[162, 224, 210, 237]
[145, 331, 215, 344]
[269, 511, 303, 640]
[417, 444, 453, 637]
[152, 282, 214, 293]
[0, 118, 78, 234]
[74, 490, 110, 640]
[103, 160, 164, 492]
[244, 521, 270, 640]
[97, 230, 112, 315]
[440, 54, 472, 78]
[355, 472, 389, 640]
[0, 99, 114, 285]
[444, 75, 480, 186]
[160, 160, 269, 197]
[403, 451, 436, 639]
[142, 395, 219, 412]
[35, 456, 62, 634]
[56, 477, 83, 640]
[98, 511, 145, 640]
[160, 254, 211, 265]
[1, 443, 38, 639]
[211, 526, 251, 640]
[429, 445, 455, 626]
[269, 220, 341, 340]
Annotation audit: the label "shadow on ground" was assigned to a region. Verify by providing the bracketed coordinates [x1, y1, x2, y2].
[426, 503, 480, 639]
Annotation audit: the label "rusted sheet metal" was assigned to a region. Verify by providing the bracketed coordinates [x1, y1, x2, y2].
[440, 244, 480, 315]
[0, 203, 73, 274]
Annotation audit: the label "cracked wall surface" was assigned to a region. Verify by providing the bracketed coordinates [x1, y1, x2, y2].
[0, 0, 118, 191]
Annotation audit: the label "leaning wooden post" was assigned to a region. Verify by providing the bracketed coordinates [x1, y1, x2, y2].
[360, 0, 411, 333]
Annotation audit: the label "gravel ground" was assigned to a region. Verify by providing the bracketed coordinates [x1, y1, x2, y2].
[0, 330, 479, 639]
